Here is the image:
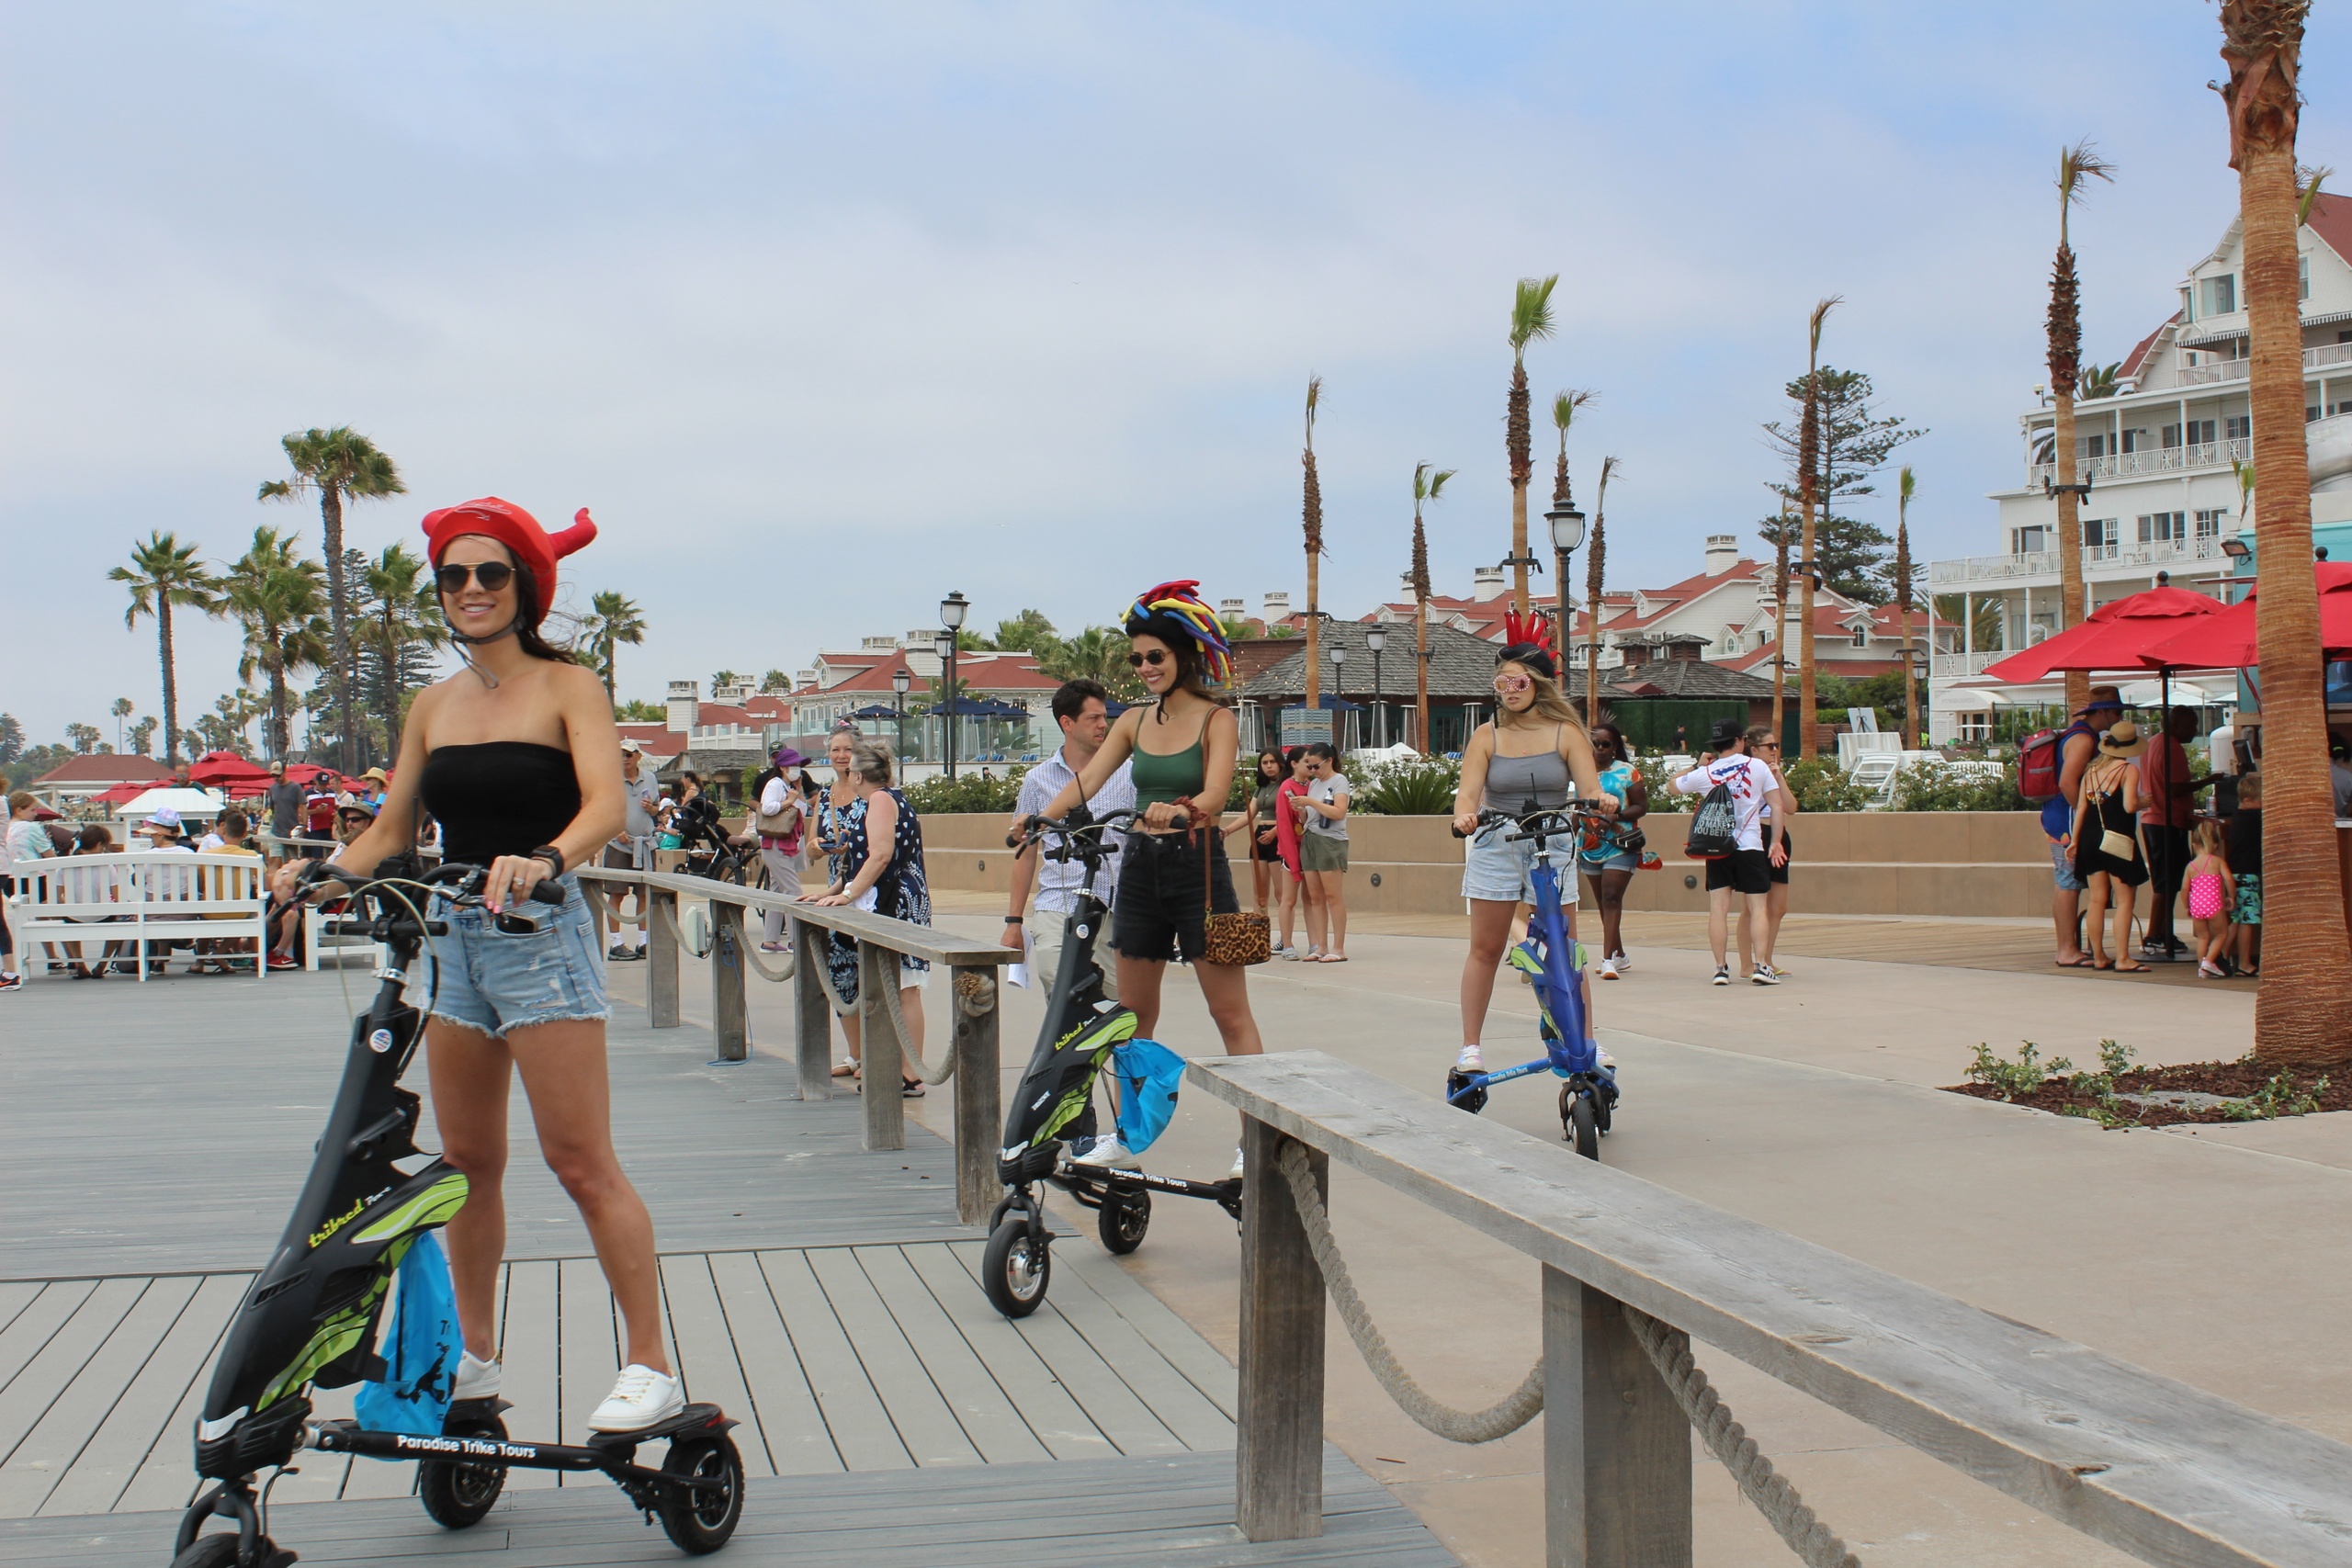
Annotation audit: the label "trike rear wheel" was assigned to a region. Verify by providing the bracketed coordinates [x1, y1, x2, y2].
[1562, 1087, 1600, 1160]
[1097, 1189, 1150, 1255]
[418, 1410, 508, 1529]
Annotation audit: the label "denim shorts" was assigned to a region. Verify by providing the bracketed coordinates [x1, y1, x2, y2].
[424, 874, 610, 1039]
[1463, 830, 1577, 906]
[1113, 829, 1238, 964]
[2048, 839, 2086, 894]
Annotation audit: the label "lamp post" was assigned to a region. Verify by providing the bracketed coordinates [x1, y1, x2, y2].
[1327, 643, 1348, 750]
[1905, 643, 1930, 749]
[1544, 498, 1587, 702]
[1363, 625, 1387, 748]
[937, 592, 968, 779]
[892, 665, 910, 762]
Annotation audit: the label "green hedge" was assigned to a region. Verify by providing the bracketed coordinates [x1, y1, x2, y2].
[903, 769, 1026, 816]
[1890, 761, 2029, 812]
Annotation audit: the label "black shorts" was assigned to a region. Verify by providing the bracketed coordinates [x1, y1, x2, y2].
[1253, 831, 1283, 863]
[1705, 848, 1772, 897]
[2143, 824, 2190, 894]
[1113, 829, 1238, 964]
[1768, 829, 1792, 886]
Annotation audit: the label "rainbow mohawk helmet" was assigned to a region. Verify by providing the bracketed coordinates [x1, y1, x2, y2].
[1123, 580, 1234, 687]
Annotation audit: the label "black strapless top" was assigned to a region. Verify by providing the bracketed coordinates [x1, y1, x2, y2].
[420, 742, 582, 866]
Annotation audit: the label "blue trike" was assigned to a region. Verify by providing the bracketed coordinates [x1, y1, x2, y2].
[1445, 804, 1621, 1159]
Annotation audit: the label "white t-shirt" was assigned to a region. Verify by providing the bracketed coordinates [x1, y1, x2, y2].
[1306, 774, 1351, 840]
[6, 818, 52, 868]
[1673, 755, 1778, 852]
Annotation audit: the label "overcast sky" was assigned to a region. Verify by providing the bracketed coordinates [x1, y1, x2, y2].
[7, 2, 2346, 747]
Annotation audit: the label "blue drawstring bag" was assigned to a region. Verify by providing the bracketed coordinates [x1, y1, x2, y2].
[1111, 1038, 1187, 1155]
[355, 1230, 459, 1437]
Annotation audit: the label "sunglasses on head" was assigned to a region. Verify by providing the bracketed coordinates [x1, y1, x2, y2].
[1126, 649, 1170, 668]
[435, 561, 514, 593]
[1493, 672, 1532, 693]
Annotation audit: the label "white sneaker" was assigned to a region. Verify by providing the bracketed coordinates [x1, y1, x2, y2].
[1598, 957, 1620, 981]
[1712, 966, 1731, 987]
[1227, 1147, 1246, 1180]
[1596, 1045, 1617, 1069]
[453, 1350, 502, 1402]
[587, 1364, 685, 1433]
[1611, 951, 1631, 972]
[1070, 1134, 1140, 1169]
[1453, 1044, 1485, 1073]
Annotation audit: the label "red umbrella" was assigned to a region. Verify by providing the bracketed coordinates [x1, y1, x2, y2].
[87, 781, 153, 807]
[1980, 584, 2228, 683]
[187, 750, 272, 786]
[2141, 561, 2352, 667]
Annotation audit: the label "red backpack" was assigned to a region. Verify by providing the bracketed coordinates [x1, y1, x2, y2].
[2017, 722, 2093, 806]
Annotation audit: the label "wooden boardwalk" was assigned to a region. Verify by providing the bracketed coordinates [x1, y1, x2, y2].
[0, 968, 1453, 1562]
[1, 1449, 1448, 1565]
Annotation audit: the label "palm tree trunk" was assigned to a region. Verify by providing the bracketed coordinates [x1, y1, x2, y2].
[2052, 384, 2089, 716]
[1797, 395, 1821, 759]
[1771, 515, 1790, 741]
[2222, 0, 2352, 1065]
[1305, 550, 1321, 714]
[158, 598, 180, 767]
[1509, 362, 1532, 617]
[318, 483, 354, 773]
[1414, 601, 1430, 750]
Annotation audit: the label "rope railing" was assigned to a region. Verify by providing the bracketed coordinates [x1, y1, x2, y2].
[1272, 1142, 1860, 1568]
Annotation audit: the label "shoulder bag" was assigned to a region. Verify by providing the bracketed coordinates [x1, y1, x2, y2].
[1197, 808, 1270, 965]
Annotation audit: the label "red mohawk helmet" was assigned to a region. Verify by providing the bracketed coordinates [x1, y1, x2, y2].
[1497, 608, 1558, 681]
[420, 499, 596, 624]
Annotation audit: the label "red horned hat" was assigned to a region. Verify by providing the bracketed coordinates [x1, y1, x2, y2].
[420, 498, 597, 621]
[1500, 608, 1554, 655]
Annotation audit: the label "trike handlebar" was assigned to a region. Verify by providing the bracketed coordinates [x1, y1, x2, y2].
[1451, 802, 1613, 841]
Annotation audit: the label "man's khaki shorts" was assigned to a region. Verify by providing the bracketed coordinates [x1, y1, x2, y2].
[1029, 907, 1120, 1001]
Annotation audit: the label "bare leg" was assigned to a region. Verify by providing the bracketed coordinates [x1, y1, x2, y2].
[505, 1019, 669, 1373]
[2082, 874, 2112, 965]
[1118, 953, 1169, 1037]
[1707, 887, 1732, 970]
[2053, 880, 2085, 964]
[1193, 961, 1263, 1054]
[1275, 871, 1299, 950]
[1252, 855, 1272, 914]
[2109, 883, 2137, 963]
[425, 1020, 514, 1362]
[1459, 898, 1520, 1048]
[1315, 870, 1348, 956]
[1592, 869, 1632, 964]
[840, 1009, 862, 1062]
[1300, 874, 1327, 953]
[898, 984, 924, 1074]
[1760, 880, 1788, 969]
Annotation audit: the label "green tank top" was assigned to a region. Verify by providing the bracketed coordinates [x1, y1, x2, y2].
[1131, 716, 1208, 811]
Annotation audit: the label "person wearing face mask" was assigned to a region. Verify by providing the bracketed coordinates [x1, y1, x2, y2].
[1448, 625, 1612, 1076]
[1027, 581, 1263, 1178]
[752, 745, 811, 953]
[300, 498, 683, 1438]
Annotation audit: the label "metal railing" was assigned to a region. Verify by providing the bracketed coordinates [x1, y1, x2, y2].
[575, 866, 1012, 1224]
[1194, 1050, 2352, 1565]
[1930, 650, 2005, 678]
[2025, 435, 2249, 489]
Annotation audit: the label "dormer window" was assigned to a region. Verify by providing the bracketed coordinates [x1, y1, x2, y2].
[1850, 627, 1869, 649]
[2201, 274, 2236, 316]
[2181, 285, 2194, 322]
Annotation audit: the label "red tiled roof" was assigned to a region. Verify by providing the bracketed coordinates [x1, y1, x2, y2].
[2303, 191, 2352, 275]
[817, 649, 1061, 696]
[743, 695, 792, 719]
[32, 754, 174, 785]
[2119, 312, 2180, 380]
[616, 723, 687, 759]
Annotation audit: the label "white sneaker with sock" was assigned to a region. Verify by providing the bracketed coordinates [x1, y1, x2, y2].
[1069, 1134, 1140, 1169]
[1598, 957, 1620, 980]
[453, 1350, 502, 1402]
[1227, 1147, 1245, 1180]
[588, 1364, 685, 1433]
[1453, 1043, 1484, 1073]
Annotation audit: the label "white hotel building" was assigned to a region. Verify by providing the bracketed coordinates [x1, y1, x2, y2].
[1927, 193, 2352, 740]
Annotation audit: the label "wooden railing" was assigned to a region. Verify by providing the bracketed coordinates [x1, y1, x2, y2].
[1191, 1050, 2352, 1567]
[575, 867, 1012, 1225]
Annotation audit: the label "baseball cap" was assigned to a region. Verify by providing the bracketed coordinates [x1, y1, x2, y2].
[1708, 717, 1745, 749]
[619, 738, 643, 755]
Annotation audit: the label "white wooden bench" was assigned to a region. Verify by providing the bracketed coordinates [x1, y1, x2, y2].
[5, 852, 270, 981]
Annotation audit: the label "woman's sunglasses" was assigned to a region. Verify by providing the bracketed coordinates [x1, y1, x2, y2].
[1126, 649, 1170, 668]
[1756, 739, 1782, 750]
[435, 561, 514, 593]
[1493, 673, 1532, 694]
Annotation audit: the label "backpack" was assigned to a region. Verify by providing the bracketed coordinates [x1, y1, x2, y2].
[1684, 782, 1737, 860]
[2018, 721, 2094, 806]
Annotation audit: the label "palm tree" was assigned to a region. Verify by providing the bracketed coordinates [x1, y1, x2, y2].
[1585, 457, 1620, 727]
[1894, 466, 1919, 746]
[1409, 462, 1454, 750]
[1040, 626, 1141, 702]
[2077, 360, 2123, 399]
[1302, 377, 1325, 714]
[710, 669, 742, 693]
[66, 723, 100, 755]
[358, 543, 448, 757]
[110, 697, 133, 752]
[2046, 140, 2116, 720]
[2219, 0, 2352, 1065]
[258, 426, 407, 773]
[1506, 276, 1560, 616]
[223, 526, 331, 761]
[1795, 295, 1840, 760]
[578, 592, 648, 701]
[109, 532, 222, 768]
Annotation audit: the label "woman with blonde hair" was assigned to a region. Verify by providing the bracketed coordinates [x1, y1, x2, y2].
[803, 733, 933, 1096]
[1448, 623, 1611, 1073]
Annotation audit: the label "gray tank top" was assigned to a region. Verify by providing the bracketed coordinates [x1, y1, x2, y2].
[1483, 726, 1570, 811]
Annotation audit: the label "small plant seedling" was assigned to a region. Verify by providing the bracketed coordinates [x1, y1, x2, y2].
[2098, 1039, 2135, 1078]
[2220, 1072, 2329, 1122]
[1967, 1041, 2072, 1100]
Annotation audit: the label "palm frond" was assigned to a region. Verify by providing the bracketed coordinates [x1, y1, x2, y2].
[2300, 163, 2335, 224]
[1898, 464, 1917, 508]
[1807, 296, 1841, 358]
[1551, 388, 1594, 432]
[1428, 467, 1455, 501]
[1304, 375, 1322, 446]
[2058, 138, 2118, 206]
[1510, 275, 1559, 355]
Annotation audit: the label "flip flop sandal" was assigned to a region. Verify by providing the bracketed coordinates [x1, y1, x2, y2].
[831, 1059, 860, 1077]
[2111, 962, 2151, 974]
[2054, 956, 2095, 968]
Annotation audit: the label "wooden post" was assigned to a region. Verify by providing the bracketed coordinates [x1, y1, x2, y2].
[859, 940, 904, 1151]
[647, 885, 680, 1030]
[792, 913, 831, 1100]
[950, 964, 1000, 1225]
[1237, 1119, 1325, 1541]
[1544, 1264, 1691, 1568]
[708, 898, 748, 1063]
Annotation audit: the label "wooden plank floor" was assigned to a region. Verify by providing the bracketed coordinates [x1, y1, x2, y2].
[0, 1243, 1237, 1521]
[0, 1447, 1453, 1566]
[1, 970, 968, 1280]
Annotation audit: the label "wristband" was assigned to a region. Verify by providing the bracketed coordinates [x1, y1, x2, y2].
[527, 843, 566, 876]
[1003, 915, 1023, 925]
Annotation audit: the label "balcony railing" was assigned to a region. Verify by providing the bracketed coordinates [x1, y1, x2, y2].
[2026, 435, 2249, 490]
[1931, 651, 2005, 678]
[2174, 338, 2352, 384]
[1928, 532, 2231, 586]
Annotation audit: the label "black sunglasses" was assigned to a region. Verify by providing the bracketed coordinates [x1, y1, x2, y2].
[1126, 649, 1170, 668]
[435, 561, 514, 593]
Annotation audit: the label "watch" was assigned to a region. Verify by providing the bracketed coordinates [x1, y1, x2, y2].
[527, 843, 566, 875]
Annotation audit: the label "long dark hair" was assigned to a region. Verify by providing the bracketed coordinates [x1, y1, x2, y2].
[1256, 749, 1283, 779]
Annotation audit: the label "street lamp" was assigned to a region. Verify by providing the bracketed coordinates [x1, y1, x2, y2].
[1364, 625, 1387, 748]
[933, 624, 960, 781]
[1545, 500, 1588, 694]
[892, 665, 910, 762]
[1328, 643, 1348, 750]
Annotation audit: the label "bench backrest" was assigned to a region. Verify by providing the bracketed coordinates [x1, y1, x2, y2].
[9, 852, 266, 919]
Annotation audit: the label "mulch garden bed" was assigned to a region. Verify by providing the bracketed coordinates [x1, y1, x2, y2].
[1946, 1057, 2351, 1128]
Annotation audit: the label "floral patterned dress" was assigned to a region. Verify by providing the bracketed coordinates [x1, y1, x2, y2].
[820, 788, 933, 1006]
